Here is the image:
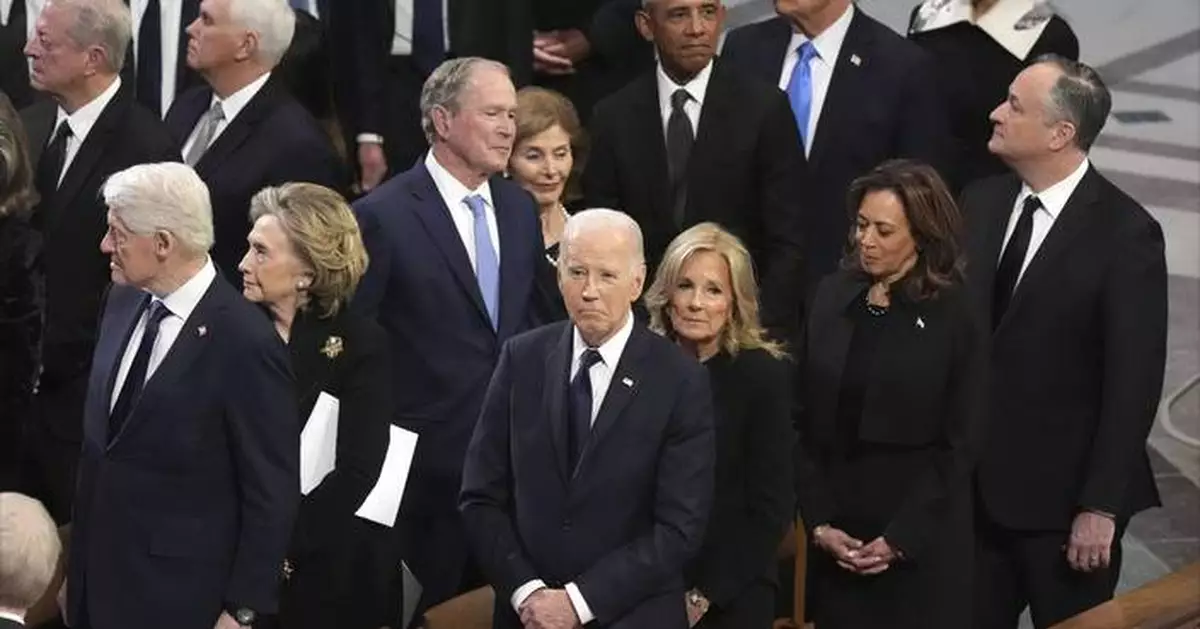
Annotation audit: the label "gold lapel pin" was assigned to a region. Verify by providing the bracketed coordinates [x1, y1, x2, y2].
[321, 336, 344, 359]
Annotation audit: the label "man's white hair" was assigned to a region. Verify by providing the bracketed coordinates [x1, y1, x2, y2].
[228, 0, 296, 67]
[47, 0, 132, 74]
[0, 493, 61, 612]
[103, 162, 214, 256]
[559, 208, 646, 270]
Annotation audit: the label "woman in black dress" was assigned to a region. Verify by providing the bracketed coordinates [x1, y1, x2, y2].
[0, 92, 41, 490]
[644, 222, 794, 629]
[237, 183, 396, 629]
[909, 0, 1079, 187]
[508, 86, 587, 324]
[797, 159, 986, 629]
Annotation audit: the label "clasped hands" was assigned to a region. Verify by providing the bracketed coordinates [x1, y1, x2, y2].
[813, 525, 898, 575]
[533, 29, 591, 76]
[518, 588, 582, 629]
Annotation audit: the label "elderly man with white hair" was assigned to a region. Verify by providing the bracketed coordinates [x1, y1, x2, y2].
[164, 0, 341, 285]
[65, 162, 299, 629]
[461, 209, 716, 629]
[0, 493, 62, 628]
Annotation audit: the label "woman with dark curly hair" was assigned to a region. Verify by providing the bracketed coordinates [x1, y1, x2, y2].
[796, 158, 987, 628]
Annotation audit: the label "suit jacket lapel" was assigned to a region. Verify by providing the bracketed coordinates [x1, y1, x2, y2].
[997, 167, 1099, 333]
[47, 86, 131, 232]
[763, 17, 794, 82]
[194, 77, 282, 174]
[408, 166, 493, 329]
[811, 274, 862, 438]
[108, 278, 227, 450]
[494, 180, 527, 339]
[808, 11, 871, 168]
[575, 323, 650, 478]
[89, 290, 146, 448]
[543, 324, 573, 483]
[165, 86, 208, 145]
[630, 74, 675, 233]
[24, 104, 54, 168]
[688, 60, 737, 219]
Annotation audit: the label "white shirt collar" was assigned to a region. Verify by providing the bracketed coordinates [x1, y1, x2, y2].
[655, 58, 714, 117]
[53, 76, 122, 144]
[210, 71, 272, 124]
[572, 309, 636, 371]
[423, 150, 495, 212]
[788, 2, 854, 63]
[1018, 157, 1090, 221]
[0, 609, 25, 624]
[153, 257, 217, 320]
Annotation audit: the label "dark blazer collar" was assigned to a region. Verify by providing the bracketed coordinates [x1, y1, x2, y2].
[188, 74, 287, 173]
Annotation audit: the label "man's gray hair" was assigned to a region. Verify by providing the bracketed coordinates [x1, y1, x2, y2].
[1033, 54, 1112, 152]
[48, 0, 131, 74]
[559, 208, 646, 270]
[228, 0, 296, 67]
[103, 162, 215, 255]
[0, 493, 61, 611]
[420, 57, 510, 144]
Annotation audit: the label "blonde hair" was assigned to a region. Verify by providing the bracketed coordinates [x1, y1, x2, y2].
[249, 183, 367, 318]
[645, 222, 785, 358]
[0, 493, 61, 611]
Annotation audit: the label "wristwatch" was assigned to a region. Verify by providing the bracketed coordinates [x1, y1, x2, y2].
[224, 603, 257, 627]
[686, 589, 710, 614]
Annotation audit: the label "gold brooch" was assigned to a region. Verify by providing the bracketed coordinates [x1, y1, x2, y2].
[320, 336, 344, 359]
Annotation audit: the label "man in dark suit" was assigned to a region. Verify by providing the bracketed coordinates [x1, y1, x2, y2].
[0, 493, 61, 628]
[19, 0, 180, 525]
[352, 57, 545, 618]
[69, 162, 299, 629]
[461, 208, 715, 629]
[722, 0, 953, 291]
[332, 0, 534, 194]
[165, 0, 341, 283]
[583, 0, 807, 334]
[121, 0, 202, 118]
[962, 56, 1168, 629]
[1, 0, 38, 110]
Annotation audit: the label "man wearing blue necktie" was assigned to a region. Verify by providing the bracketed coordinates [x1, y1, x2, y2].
[352, 57, 545, 621]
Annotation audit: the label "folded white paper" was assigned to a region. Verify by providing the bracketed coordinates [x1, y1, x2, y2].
[354, 425, 419, 527]
[299, 392, 339, 495]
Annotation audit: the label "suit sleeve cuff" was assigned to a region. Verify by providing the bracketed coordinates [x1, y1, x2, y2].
[565, 582, 595, 625]
[511, 579, 546, 613]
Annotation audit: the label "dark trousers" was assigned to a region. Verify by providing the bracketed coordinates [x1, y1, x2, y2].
[695, 581, 776, 629]
[20, 377, 88, 525]
[399, 508, 482, 627]
[973, 513, 1125, 629]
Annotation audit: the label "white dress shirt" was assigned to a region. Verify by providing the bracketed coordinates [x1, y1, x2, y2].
[110, 259, 217, 411]
[391, 0, 449, 56]
[998, 157, 1090, 284]
[510, 312, 636, 624]
[777, 2, 855, 157]
[0, 609, 25, 625]
[293, 0, 318, 18]
[655, 58, 713, 139]
[0, 0, 39, 35]
[51, 76, 122, 187]
[423, 150, 501, 269]
[129, 0, 183, 115]
[180, 71, 271, 160]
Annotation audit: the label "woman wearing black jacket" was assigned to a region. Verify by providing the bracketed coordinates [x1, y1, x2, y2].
[797, 160, 986, 629]
[237, 182, 396, 629]
[644, 222, 794, 629]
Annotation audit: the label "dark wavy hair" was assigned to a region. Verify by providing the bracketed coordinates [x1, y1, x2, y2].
[840, 159, 965, 301]
[0, 92, 38, 219]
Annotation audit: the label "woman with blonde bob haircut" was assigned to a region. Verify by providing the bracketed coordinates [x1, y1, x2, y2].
[644, 222, 794, 629]
[237, 183, 397, 629]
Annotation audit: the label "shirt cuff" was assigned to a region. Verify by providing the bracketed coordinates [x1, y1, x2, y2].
[565, 582, 595, 625]
[511, 579, 547, 613]
[356, 133, 385, 145]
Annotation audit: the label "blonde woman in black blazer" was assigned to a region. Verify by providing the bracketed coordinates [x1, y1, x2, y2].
[237, 183, 396, 629]
[644, 222, 795, 629]
[797, 160, 986, 629]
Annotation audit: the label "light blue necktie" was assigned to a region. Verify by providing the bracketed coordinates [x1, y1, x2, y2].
[465, 194, 499, 329]
[786, 41, 819, 150]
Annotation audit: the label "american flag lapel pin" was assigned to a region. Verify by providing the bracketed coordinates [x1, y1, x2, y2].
[197, 325, 208, 337]
[850, 53, 862, 67]
[622, 377, 634, 388]
[916, 317, 925, 329]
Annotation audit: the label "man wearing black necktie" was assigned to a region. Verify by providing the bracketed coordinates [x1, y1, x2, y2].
[120, 0, 202, 118]
[961, 56, 1167, 629]
[582, 0, 807, 339]
[67, 162, 298, 629]
[461, 209, 715, 629]
[18, 0, 179, 528]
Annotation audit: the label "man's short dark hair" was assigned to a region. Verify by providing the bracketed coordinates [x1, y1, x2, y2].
[1032, 54, 1112, 151]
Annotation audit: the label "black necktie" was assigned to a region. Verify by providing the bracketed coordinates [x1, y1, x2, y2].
[992, 195, 1041, 328]
[666, 88, 694, 228]
[137, 0, 163, 116]
[109, 299, 171, 441]
[411, 0, 445, 75]
[35, 120, 73, 196]
[568, 349, 603, 471]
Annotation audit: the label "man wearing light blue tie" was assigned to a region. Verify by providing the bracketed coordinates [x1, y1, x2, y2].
[352, 56, 545, 621]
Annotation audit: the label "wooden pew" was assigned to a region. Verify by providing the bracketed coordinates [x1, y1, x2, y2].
[422, 586, 494, 629]
[774, 518, 814, 629]
[1052, 561, 1200, 629]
